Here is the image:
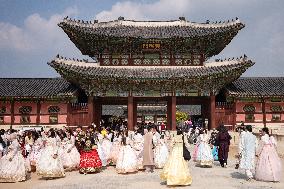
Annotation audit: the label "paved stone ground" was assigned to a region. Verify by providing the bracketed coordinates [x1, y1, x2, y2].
[1, 146, 283, 189]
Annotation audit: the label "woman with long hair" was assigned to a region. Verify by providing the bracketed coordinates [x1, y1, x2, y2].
[116, 130, 138, 174]
[36, 129, 65, 179]
[61, 129, 80, 171]
[0, 132, 29, 182]
[196, 129, 214, 167]
[255, 127, 282, 182]
[160, 130, 192, 186]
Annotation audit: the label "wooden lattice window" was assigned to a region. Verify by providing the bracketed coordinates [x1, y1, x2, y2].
[270, 105, 283, 112]
[19, 106, 32, 114]
[245, 114, 255, 122]
[243, 105, 256, 112]
[49, 114, 58, 124]
[48, 106, 60, 114]
[0, 107, 6, 114]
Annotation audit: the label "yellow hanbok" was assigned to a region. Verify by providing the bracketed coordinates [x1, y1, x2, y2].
[160, 134, 192, 186]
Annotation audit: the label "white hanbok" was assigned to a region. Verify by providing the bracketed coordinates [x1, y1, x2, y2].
[61, 136, 80, 171]
[29, 138, 43, 166]
[116, 137, 138, 173]
[108, 136, 122, 165]
[154, 138, 169, 168]
[101, 133, 113, 161]
[97, 134, 107, 166]
[36, 137, 65, 178]
[133, 133, 144, 169]
[239, 131, 258, 170]
[196, 133, 213, 167]
[0, 139, 28, 182]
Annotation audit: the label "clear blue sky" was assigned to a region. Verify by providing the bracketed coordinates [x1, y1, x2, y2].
[0, 0, 283, 77]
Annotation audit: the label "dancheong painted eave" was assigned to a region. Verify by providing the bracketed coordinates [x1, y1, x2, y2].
[48, 56, 254, 80]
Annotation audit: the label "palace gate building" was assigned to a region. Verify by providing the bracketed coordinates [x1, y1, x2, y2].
[1, 17, 284, 131]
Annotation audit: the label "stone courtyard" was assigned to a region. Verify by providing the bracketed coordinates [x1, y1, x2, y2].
[1, 145, 283, 189]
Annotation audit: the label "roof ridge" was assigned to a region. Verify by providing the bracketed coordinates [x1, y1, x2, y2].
[0, 77, 63, 79]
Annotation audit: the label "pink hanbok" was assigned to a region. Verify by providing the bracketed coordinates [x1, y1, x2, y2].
[255, 134, 282, 182]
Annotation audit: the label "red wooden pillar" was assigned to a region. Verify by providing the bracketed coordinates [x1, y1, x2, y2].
[11, 99, 15, 127]
[133, 100, 137, 128]
[128, 96, 134, 130]
[167, 97, 172, 130]
[209, 95, 216, 130]
[262, 98, 266, 127]
[36, 99, 41, 125]
[66, 102, 72, 126]
[88, 96, 94, 126]
[233, 100, 237, 130]
[94, 97, 102, 128]
[171, 96, 177, 131]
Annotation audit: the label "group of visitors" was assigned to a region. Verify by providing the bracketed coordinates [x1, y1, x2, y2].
[0, 123, 282, 186]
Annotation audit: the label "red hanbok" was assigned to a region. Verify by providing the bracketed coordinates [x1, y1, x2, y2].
[79, 148, 102, 173]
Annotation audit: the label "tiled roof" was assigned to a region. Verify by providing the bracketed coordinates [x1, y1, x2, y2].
[59, 18, 244, 39]
[58, 17, 244, 58]
[0, 78, 77, 98]
[48, 57, 253, 80]
[226, 77, 284, 97]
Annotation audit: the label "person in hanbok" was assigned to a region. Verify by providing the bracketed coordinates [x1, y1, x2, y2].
[160, 130, 192, 186]
[238, 125, 258, 181]
[0, 134, 6, 158]
[0, 133, 29, 182]
[61, 130, 80, 171]
[164, 130, 172, 151]
[192, 128, 200, 161]
[36, 130, 65, 179]
[116, 131, 138, 174]
[29, 133, 43, 172]
[101, 132, 113, 162]
[216, 125, 231, 167]
[209, 129, 218, 161]
[96, 132, 107, 167]
[143, 126, 155, 173]
[132, 130, 144, 170]
[255, 127, 282, 182]
[79, 138, 102, 174]
[154, 135, 169, 169]
[196, 129, 213, 167]
[108, 131, 122, 165]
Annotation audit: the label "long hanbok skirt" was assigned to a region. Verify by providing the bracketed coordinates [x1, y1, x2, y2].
[116, 145, 138, 173]
[36, 146, 65, 178]
[97, 143, 107, 166]
[29, 147, 42, 166]
[155, 144, 169, 168]
[212, 146, 218, 161]
[108, 142, 121, 165]
[79, 149, 102, 173]
[101, 139, 112, 161]
[0, 151, 28, 182]
[160, 143, 192, 186]
[61, 146, 80, 171]
[192, 144, 199, 162]
[196, 143, 213, 167]
[255, 145, 282, 182]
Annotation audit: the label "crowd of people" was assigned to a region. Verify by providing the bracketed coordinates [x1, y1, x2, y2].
[0, 122, 282, 186]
